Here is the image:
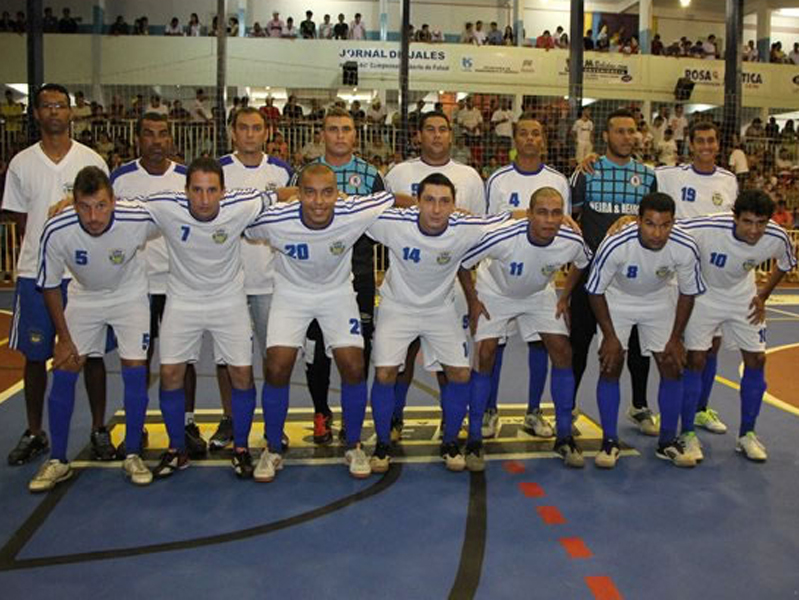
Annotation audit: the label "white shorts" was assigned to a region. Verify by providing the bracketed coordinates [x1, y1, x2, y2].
[247, 293, 272, 357]
[159, 294, 253, 366]
[685, 292, 765, 353]
[65, 294, 150, 360]
[267, 286, 364, 353]
[599, 297, 676, 356]
[474, 287, 567, 343]
[375, 297, 469, 371]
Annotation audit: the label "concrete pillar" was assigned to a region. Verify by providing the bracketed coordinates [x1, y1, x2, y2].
[379, 0, 388, 41]
[513, 0, 524, 46]
[639, 0, 653, 54]
[756, 7, 771, 62]
[237, 0, 245, 37]
[91, 1, 105, 105]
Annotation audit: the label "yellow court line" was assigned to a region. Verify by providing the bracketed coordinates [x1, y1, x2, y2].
[0, 337, 8, 346]
[0, 359, 52, 406]
[766, 306, 799, 318]
[767, 317, 799, 321]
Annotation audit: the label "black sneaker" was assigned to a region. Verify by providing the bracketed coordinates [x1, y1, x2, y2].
[90, 427, 117, 461]
[554, 436, 585, 468]
[185, 422, 207, 459]
[338, 426, 348, 445]
[232, 449, 255, 479]
[656, 438, 697, 468]
[209, 416, 234, 451]
[370, 441, 391, 473]
[152, 450, 189, 479]
[8, 430, 49, 466]
[440, 441, 466, 472]
[464, 440, 485, 472]
[116, 428, 150, 459]
[313, 412, 333, 445]
[262, 430, 290, 453]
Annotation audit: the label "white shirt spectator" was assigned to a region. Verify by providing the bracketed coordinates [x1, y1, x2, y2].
[657, 138, 678, 166]
[669, 114, 689, 142]
[367, 103, 387, 125]
[164, 21, 183, 36]
[267, 17, 284, 37]
[188, 22, 202, 37]
[457, 107, 483, 133]
[491, 108, 515, 139]
[474, 27, 487, 46]
[702, 39, 717, 59]
[191, 97, 212, 123]
[146, 102, 169, 116]
[350, 20, 366, 40]
[572, 118, 593, 144]
[729, 148, 749, 175]
[743, 44, 759, 62]
[319, 21, 333, 39]
[789, 49, 799, 65]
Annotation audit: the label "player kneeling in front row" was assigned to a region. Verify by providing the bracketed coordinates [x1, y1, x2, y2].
[679, 191, 797, 462]
[30, 167, 155, 491]
[367, 173, 509, 473]
[461, 187, 592, 468]
[587, 193, 705, 469]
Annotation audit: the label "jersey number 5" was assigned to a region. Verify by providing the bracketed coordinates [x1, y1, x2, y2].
[74, 249, 88, 265]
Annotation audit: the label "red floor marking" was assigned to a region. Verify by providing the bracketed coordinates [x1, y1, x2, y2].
[585, 576, 623, 600]
[537, 506, 566, 525]
[503, 461, 526, 474]
[559, 537, 593, 559]
[518, 482, 545, 497]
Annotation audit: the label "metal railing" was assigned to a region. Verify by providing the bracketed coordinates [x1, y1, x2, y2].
[0, 221, 18, 284]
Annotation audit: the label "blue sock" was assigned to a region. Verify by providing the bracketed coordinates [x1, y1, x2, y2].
[121, 366, 148, 455]
[657, 377, 683, 446]
[469, 371, 492, 442]
[371, 380, 394, 444]
[697, 354, 717, 412]
[550, 367, 575, 439]
[393, 381, 410, 420]
[487, 345, 505, 411]
[527, 344, 548, 412]
[342, 381, 368, 446]
[442, 381, 469, 444]
[596, 378, 620, 440]
[231, 386, 256, 449]
[262, 383, 289, 452]
[681, 370, 702, 434]
[48, 370, 79, 461]
[740, 366, 767, 436]
[159, 388, 186, 451]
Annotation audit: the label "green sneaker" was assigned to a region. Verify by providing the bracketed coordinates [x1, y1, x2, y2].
[694, 408, 727, 434]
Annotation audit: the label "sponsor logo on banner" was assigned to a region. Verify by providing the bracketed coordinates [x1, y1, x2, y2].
[337, 47, 449, 73]
[521, 59, 535, 73]
[683, 68, 764, 89]
[460, 54, 520, 75]
[561, 58, 634, 83]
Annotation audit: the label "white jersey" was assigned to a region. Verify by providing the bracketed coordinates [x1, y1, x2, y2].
[678, 213, 797, 299]
[245, 192, 394, 295]
[37, 201, 155, 302]
[219, 153, 293, 295]
[385, 158, 486, 215]
[485, 163, 571, 215]
[586, 223, 706, 303]
[367, 207, 509, 308]
[110, 159, 187, 294]
[144, 188, 265, 300]
[2, 141, 108, 278]
[655, 164, 738, 218]
[462, 221, 592, 299]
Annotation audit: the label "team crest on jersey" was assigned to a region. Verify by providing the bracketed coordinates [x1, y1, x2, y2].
[712, 192, 724, 206]
[264, 182, 278, 192]
[212, 229, 228, 244]
[437, 252, 452, 265]
[743, 259, 758, 271]
[329, 241, 346, 255]
[29, 329, 44, 345]
[629, 175, 642, 187]
[108, 249, 126, 265]
[348, 174, 363, 188]
[655, 266, 672, 278]
[540, 264, 559, 276]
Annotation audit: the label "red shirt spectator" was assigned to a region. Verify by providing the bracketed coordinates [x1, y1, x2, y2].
[536, 31, 555, 49]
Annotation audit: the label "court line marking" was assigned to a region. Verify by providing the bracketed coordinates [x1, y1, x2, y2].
[766, 306, 799, 318]
[0, 359, 51, 406]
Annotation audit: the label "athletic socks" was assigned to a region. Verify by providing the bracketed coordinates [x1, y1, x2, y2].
[527, 343, 548, 413]
[442, 381, 469, 444]
[657, 377, 683, 446]
[469, 371, 492, 441]
[740, 366, 767, 437]
[121, 366, 148, 455]
[159, 387, 186, 451]
[371, 380, 395, 444]
[550, 367, 575, 439]
[341, 381, 368, 447]
[393, 381, 410, 420]
[48, 370, 79, 462]
[697, 353, 718, 412]
[486, 344, 505, 411]
[597, 378, 621, 440]
[681, 370, 702, 434]
[262, 383, 289, 452]
[231, 386, 256, 448]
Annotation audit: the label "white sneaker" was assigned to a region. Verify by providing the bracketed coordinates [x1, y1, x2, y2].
[679, 432, 704, 463]
[523, 409, 554, 438]
[345, 446, 372, 479]
[440, 442, 466, 472]
[594, 439, 621, 469]
[29, 459, 72, 493]
[481, 408, 499, 438]
[626, 406, 659, 436]
[736, 432, 768, 462]
[254, 451, 283, 482]
[694, 408, 728, 434]
[123, 454, 153, 486]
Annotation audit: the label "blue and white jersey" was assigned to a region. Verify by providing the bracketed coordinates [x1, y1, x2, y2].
[37, 201, 156, 301]
[486, 163, 571, 215]
[219, 153, 293, 295]
[367, 207, 509, 308]
[678, 214, 797, 299]
[655, 164, 738, 218]
[144, 188, 265, 300]
[385, 158, 486, 215]
[245, 192, 394, 294]
[586, 223, 705, 303]
[462, 221, 592, 299]
[111, 159, 187, 294]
